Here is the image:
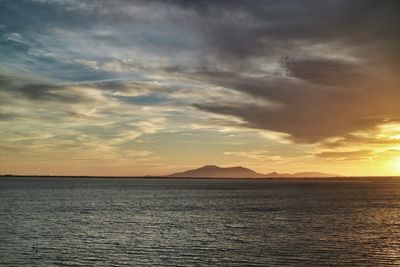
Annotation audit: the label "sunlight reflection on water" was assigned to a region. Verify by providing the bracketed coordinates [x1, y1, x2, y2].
[1, 178, 400, 266]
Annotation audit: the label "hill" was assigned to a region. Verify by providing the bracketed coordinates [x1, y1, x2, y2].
[168, 165, 266, 178]
[168, 165, 336, 178]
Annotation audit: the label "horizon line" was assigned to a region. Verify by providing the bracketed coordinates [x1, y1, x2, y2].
[1, 174, 400, 179]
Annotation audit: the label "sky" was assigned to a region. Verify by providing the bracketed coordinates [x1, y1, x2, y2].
[0, 0, 400, 176]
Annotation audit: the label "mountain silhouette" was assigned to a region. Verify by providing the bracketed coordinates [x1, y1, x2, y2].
[168, 165, 265, 178]
[168, 165, 336, 178]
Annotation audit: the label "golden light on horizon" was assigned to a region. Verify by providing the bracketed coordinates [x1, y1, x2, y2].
[389, 157, 400, 175]
[0, 1, 399, 177]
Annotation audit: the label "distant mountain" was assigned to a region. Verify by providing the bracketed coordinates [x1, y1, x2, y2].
[168, 165, 265, 178]
[168, 165, 337, 178]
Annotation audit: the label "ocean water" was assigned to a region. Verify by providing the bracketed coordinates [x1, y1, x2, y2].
[0, 177, 399, 266]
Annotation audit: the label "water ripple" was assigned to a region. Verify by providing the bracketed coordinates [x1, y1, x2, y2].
[1, 177, 400, 266]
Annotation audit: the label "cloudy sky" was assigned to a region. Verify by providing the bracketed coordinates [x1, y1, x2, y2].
[1, 0, 400, 176]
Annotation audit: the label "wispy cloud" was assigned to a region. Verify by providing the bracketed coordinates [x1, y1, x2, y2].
[0, 0, 399, 175]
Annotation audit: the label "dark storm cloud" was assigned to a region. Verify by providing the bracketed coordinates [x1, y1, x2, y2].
[321, 134, 400, 148]
[168, 0, 400, 142]
[13, 83, 89, 103]
[157, 0, 400, 63]
[0, 0, 399, 143]
[284, 59, 364, 87]
[191, 69, 400, 143]
[0, 111, 22, 121]
[0, 73, 93, 104]
[0, 0, 95, 33]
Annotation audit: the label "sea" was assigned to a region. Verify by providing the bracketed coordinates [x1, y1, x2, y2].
[1, 177, 399, 266]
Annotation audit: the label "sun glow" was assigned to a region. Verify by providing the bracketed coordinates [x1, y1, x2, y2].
[389, 157, 400, 175]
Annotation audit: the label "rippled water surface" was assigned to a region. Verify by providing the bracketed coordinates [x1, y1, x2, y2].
[1, 177, 400, 266]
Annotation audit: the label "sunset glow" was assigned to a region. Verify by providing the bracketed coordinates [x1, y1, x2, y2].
[0, 1, 399, 176]
[389, 157, 400, 175]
